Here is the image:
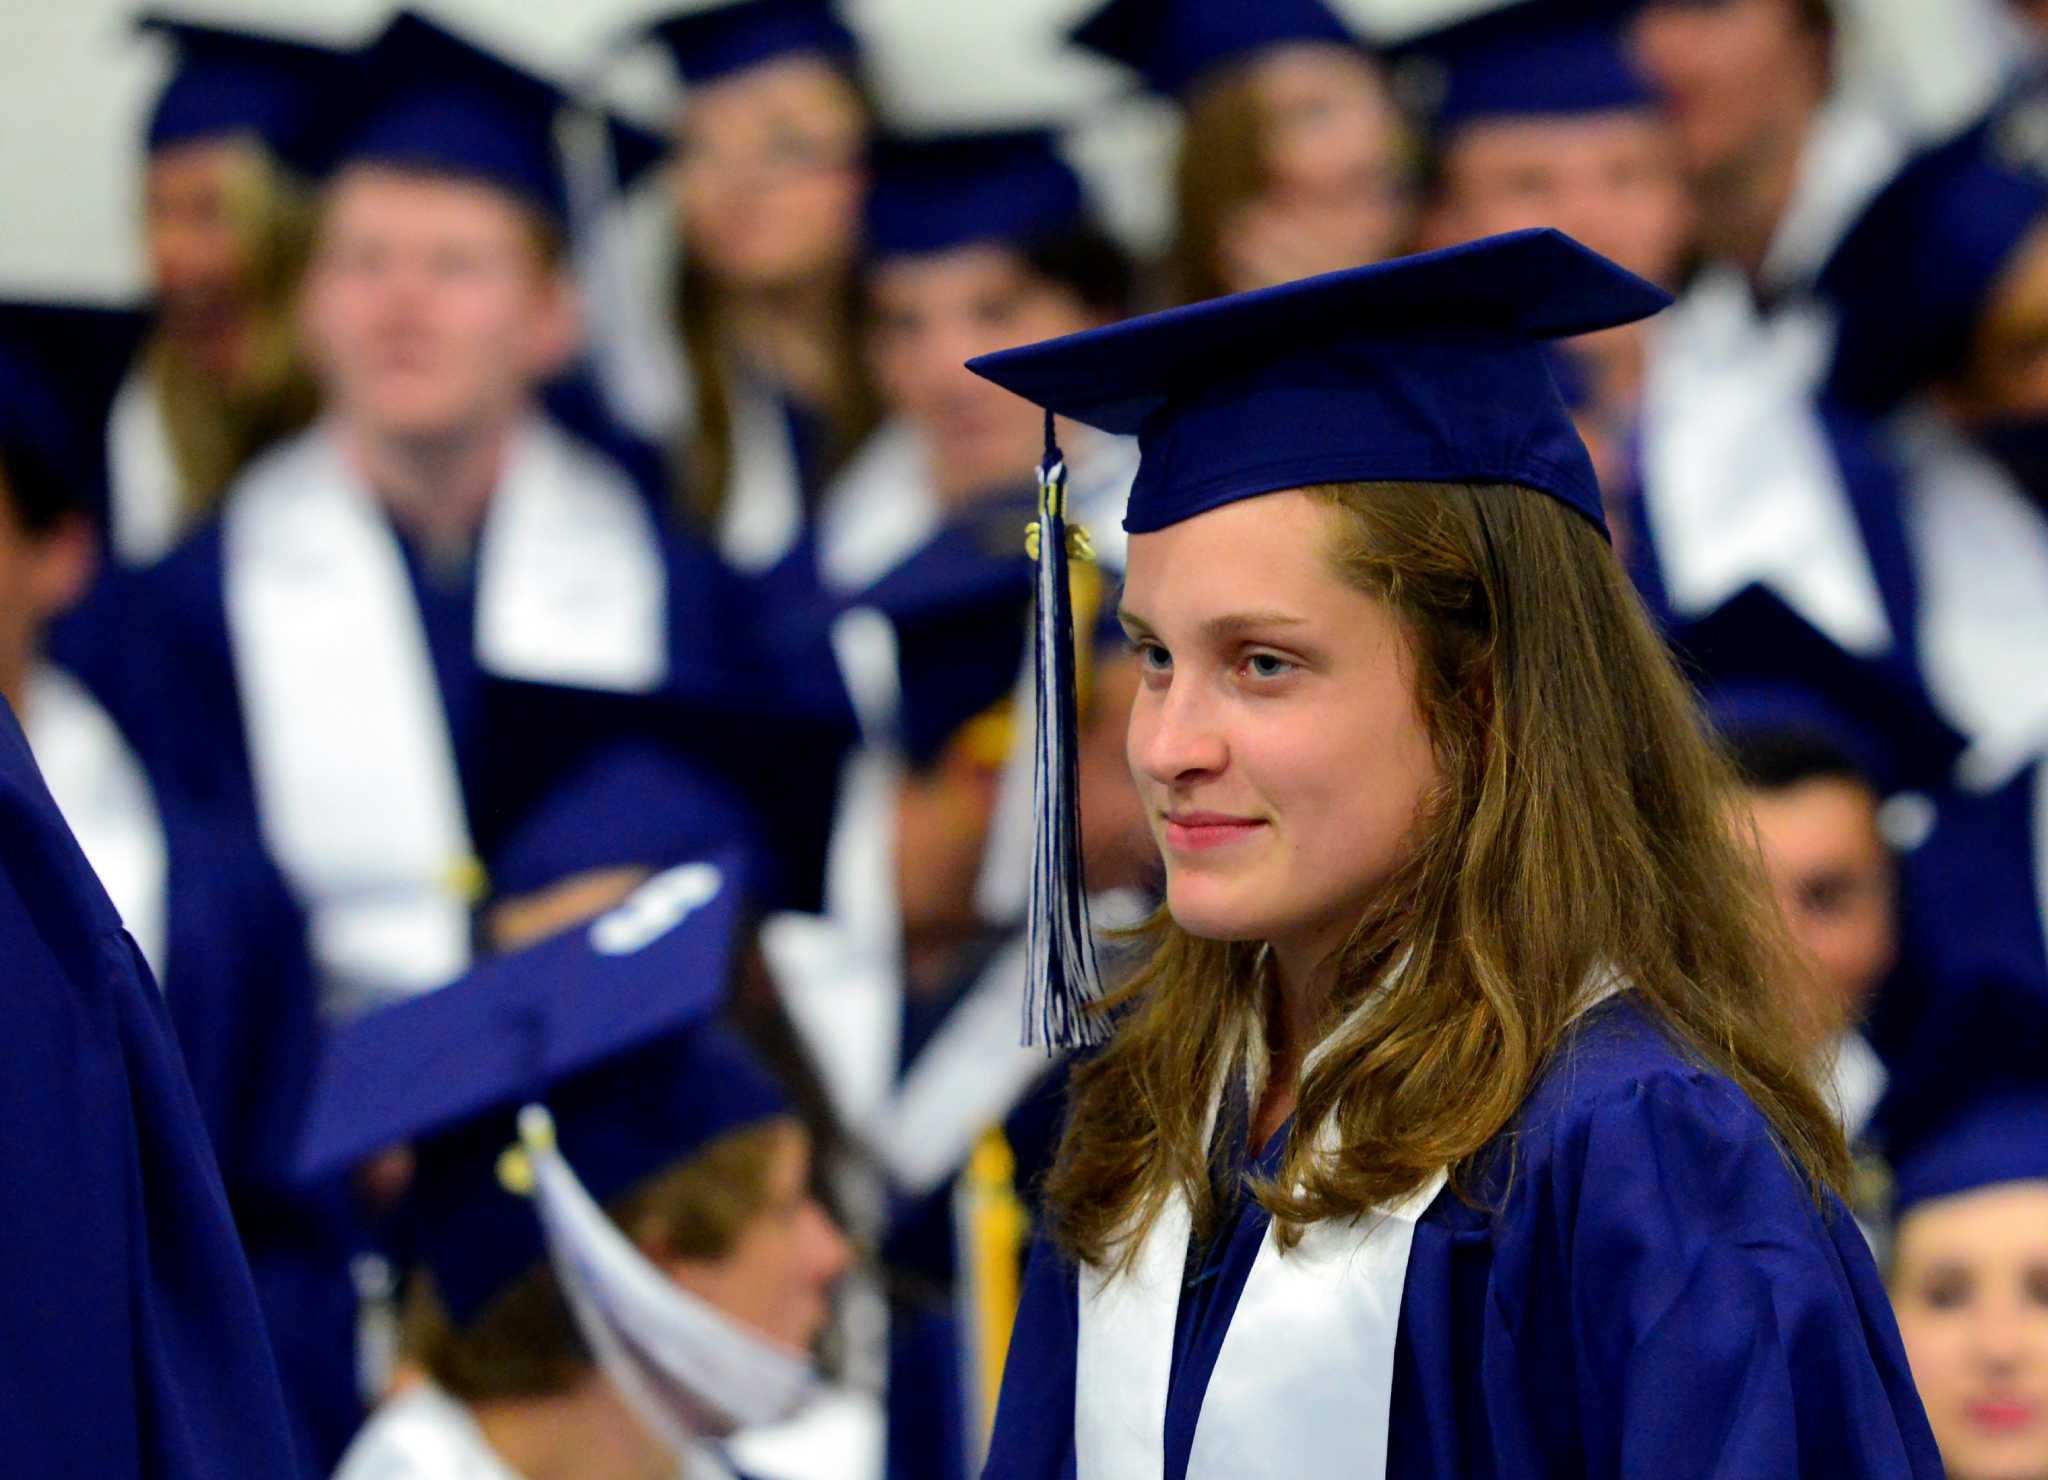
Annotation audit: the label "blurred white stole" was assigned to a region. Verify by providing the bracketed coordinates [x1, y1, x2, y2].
[223, 417, 668, 1014]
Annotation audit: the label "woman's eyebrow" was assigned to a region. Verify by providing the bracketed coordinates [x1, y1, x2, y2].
[1201, 610, 1310, 641]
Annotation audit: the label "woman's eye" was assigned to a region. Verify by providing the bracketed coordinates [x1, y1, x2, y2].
[1129, 639, 1170, 673]
[1245, 652, 1293, 679]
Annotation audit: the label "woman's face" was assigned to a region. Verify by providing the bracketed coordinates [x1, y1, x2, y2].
[144, 137, 262, 380]
[1892, 1180, 2048, 1480]
[667, 1123, 850, 1352]
[1120, 490, 1439, 970]
[673, 57, 867, 292]
[1220, 44, 1411, 292]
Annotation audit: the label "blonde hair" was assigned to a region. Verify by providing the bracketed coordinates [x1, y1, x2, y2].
[149, 137, 319, 518]
[1046, 481, 1848, 1271]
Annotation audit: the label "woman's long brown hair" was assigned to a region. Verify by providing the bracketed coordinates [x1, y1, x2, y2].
[1045, 480, 1851, 1272]
[1161, 63, 1270, 309]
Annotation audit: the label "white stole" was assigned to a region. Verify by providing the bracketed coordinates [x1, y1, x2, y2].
[23, 663, 169, 979]
[715, 372, 810, 575]
[330, 1383, 522, 1479]
[813, 420, 942, 595]
[1820, 1029, 1889, 1144]
[104, 365, 183, 568]
[224, 419, 668, 1016]
[1892, 413, 2048, 791]
[1638, 270, 1895, 659]
[1075, 1119, 1446, 1480]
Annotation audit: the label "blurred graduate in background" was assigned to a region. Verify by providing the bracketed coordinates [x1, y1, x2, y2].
[302, 858, 854, 1479]
[110, 15, 337, 566]
[113, 11, 765, 1020]
[643, 0, 880, 576]
[0, 318, 362, 1472]
[1884, 1093, 2048, 1480]
[1069, 0, 1415, 306]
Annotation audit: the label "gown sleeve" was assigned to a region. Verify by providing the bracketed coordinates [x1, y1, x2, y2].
[1553, 1067, 1943, 1479]
[981, 1235, 1080, 1480]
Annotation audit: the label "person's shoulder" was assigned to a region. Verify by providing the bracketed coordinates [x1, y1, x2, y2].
[333, 1384, 512, 1479]
[1509, 993, 1789, 1192]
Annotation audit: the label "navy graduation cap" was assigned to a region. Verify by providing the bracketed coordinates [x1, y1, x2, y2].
[651, 0, 858, 85]
[295, 854, 785, 1321]
[1397, 0, 1655, 133]
[865, 130, 1086, 261]
[1070, 0, 1356, 98]
[138, 13, 344, 173]
[308, 11, 659, 222]
[965, 229, 1668, 1046]
[1890, 1091, 2048, 1221]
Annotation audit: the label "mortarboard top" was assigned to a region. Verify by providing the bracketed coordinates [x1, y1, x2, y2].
[851, 498, 1040, 768]
[864, 130, 1085, 262]
[488, 742, 767, 902]
[1672, 588, 1967, 798]
[0, 303, 145, 529]
[1703, 681, 1892, 796]
[1890, 1091, 2048, 1220]
[1069, 0, 1357, 100]
[294, 853, 786, 1320]
[1395, 0, 1656, 136]
[967, 228, 1670, 538]
[651, 0, 857, 86]
[137, 13, 344, 174]
[308, 11, 661, 223]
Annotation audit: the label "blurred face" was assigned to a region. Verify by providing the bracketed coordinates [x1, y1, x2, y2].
[894, 735, 1001, 947]
[1742, 777, 1896, 1037]
[1947, 222, 2048, 422]
[1433, 109, 1694, 287]
[674, 57, 866, 291]
[668, 1124, 849, 1352]
[1892, 1181, 2048, 1480]
[1121, 491, 1439, 971]
[144, 137, 262, 380]
[867, 244, 1103, 503]
[1079, 650, 1159, 896]
[1631, 0, 1829, 187]
[299, 167, 576, 444]
[1222, 44, 1412, 290]
[0, 495, 93, 693]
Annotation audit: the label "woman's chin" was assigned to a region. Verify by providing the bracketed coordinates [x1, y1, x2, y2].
[1163, 881, 1274, 944]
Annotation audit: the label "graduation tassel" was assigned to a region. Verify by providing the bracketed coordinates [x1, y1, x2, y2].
[1023, 410, 1107, 1048]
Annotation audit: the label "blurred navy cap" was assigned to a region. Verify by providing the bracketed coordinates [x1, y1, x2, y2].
[650, 0, 858, 86]
[865, 130, 1085, 261]
[138, 13, 346, 175]
[1069, 0, 1357, 99]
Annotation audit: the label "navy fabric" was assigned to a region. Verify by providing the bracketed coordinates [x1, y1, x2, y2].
[0, 698, 297, 1474]
[139, 13, 343, 173]
[1400, 0, 1655, 132]
[1621, 403, 1964, 795]
[866, 131, 1085, 260]
[0, 302, 148, 536]
[308, 11, 661, 222]
[1068, 0, 1356, 98]
[1874, 761, 2048, 1153]
[651, 0, 858, 86]
[967, 231, 1672, 539]
[297, 851, 783, 1320]
[1822, 70, 2048, 417]
[982, 997, 1942, 1479]
[1889, 1090, 2048, 1216]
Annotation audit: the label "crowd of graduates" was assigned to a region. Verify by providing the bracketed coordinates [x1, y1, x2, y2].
[2, 0, 2046, 1475]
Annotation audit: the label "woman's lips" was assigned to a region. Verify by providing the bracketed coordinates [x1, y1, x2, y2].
[1163, 812, 1265, 853]
[1966, 1398, 2037, 1434]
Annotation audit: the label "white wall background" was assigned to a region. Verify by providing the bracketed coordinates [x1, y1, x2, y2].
[0, 0, 2018, 304]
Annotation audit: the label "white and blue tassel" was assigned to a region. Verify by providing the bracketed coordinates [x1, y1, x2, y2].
[1024, 411, 1107, 1048]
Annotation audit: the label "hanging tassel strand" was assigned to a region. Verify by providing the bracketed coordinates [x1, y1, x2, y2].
[1023, 410, 1107, 1048]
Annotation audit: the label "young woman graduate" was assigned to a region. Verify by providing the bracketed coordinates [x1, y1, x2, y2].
[963, 228, 1942, 1478]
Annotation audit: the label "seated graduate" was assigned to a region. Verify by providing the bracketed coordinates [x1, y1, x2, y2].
[1627, 0, 2048, 796]
[0, 634, 295, 1471]
[303, 858, 851, 1480]
[1405, 0, 1691, 505]
[964, 228, 1940, 1476]
[0, 330, 362, 1471]
[111, 15, 338, 566]
[803, 127, 1136, 598]
[1883, 1092, 2048, 1480]
[754, 542, 1153, 1480]
[634, 0, 879, 573]
[131, 11, 760, 1018]
[1068, 0, 1414, 306]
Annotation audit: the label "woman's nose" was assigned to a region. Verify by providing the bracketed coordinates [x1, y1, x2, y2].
[1130, 675, 1227, 788]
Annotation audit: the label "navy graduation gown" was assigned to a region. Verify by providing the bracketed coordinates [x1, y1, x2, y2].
[984, 997, 1940, 1479]
[0, 699, 296, 1474]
